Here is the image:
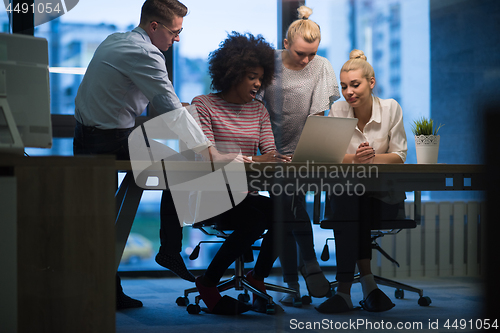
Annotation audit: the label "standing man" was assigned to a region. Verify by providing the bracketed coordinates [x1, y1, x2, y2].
[73, 0, 212, 309]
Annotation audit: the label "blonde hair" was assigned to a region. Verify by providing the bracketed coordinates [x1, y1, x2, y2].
[286, 5, 321, 44]
[341, 49, 375, 81]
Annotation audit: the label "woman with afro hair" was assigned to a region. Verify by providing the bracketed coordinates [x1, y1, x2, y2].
[194, 31, 287, 162]
[191, 32, 298, 315]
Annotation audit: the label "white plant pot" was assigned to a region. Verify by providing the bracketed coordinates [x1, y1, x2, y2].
[415, 135, 440, 164]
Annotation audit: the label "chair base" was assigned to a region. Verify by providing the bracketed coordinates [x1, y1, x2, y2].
[329, 273, 431, 306]
[177, 257, 302, 313]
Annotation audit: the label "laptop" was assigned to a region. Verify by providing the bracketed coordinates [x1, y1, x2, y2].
[291, 116, 358, 163]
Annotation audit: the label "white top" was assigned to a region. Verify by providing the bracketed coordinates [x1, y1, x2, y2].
[329, 97, 407, 162]
[75, 27, 210, 152]
[329, 97, 407, 204]
[258, 51, 340, 155]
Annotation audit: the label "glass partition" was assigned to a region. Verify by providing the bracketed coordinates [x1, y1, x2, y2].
[0, 0, 491, 272]
[6, 0, 277, 271]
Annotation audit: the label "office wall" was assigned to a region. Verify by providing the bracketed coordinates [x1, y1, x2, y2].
[430, 0, 500, 164]
[430, 0, 500, 200]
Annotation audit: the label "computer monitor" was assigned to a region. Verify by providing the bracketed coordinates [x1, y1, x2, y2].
[0, 32, 52, 154]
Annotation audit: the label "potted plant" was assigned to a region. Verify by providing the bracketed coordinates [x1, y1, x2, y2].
[411, 117, 444, 164]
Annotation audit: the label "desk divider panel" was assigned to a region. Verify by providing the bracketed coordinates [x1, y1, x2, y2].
[0, 176, 17, 333]
[11, 157, 116, 333]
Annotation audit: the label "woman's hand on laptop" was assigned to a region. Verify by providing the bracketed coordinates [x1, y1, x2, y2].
[353, 142, 375, 164]
[201, 146, 247, 163]
[252, 150, 292, 163]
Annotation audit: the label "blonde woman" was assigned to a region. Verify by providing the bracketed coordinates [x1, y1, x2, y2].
[258, 5, 339, 304]
[315, 50, 407, 314]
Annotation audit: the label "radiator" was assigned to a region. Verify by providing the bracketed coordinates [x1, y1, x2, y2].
[371, 201, 485, 278]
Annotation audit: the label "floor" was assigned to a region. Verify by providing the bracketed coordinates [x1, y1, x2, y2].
[116, 272, 491, 333]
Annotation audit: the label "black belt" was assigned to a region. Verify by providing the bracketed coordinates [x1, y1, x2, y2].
[76, 121, 133, 134]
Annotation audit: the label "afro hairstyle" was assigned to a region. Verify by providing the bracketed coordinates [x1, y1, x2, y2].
[208, 31, 275, 92]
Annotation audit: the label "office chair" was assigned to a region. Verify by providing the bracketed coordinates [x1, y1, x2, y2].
[176, 217, 306, 314]
[314, 192, 432, 307]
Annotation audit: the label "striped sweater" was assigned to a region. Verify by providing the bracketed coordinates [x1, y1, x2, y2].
[192, 93, 276, 156]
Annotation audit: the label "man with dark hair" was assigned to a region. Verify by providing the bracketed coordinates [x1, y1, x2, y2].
[73, 0, 212, 309]
[140, 0, 188, 24]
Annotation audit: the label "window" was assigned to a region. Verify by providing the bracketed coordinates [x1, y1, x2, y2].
[389, 3, 401, 30]
[2, 0, 491, 272]
[173, 0, 277, 103]
[307, 0, 427, 166]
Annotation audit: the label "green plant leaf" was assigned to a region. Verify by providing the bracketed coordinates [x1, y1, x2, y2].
[411, 116, 444, 136]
